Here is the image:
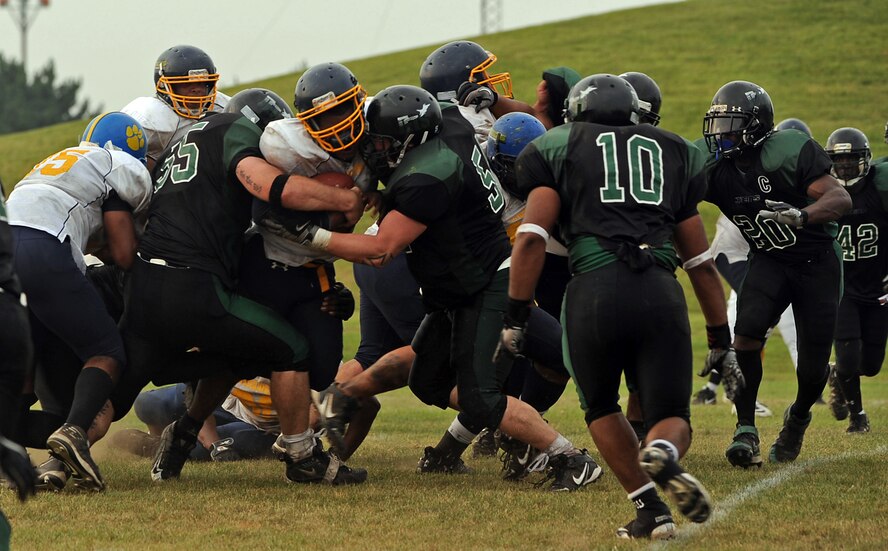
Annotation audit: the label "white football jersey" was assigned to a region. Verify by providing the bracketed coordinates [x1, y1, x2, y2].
[709, 213, 750, 264]
[121, 92, 230, 164]
[255, 118, 376, 267]
[6, 143, 152, 271]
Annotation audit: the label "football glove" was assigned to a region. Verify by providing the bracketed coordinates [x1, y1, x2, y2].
[700, 348, 745, 402]
[321, 282, 356, 321]
[0, 436, 36, 502]
[758, 200, 808, 228]
[493, 299, 531, 365]
[457, 81, 498, 113]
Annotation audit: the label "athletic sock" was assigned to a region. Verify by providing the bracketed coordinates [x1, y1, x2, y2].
[447, 416, 479, 445]
[544, 433, 573, 457]
[433, 431, 470, 460]
[838, 374, 863, 416]
[65, 367, 114, 431]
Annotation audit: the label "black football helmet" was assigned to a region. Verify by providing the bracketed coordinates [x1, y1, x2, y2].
[825, 127, 871, 187]
[703, 80, 774, 158]
[775, 118, 812, 137]
[225, 88, 293, 131]
[618, 72, 661, 126]
[361, 85, 442, 178]
[419, 41, 513, 102]
[154, 45, 219, 120]
[294, 63, 367, 153]
[565, 74, 639, 126]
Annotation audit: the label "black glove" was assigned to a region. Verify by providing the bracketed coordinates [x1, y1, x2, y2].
[698, 324, 745, 402]
[0, 436, 36, 502]
[321, 282, 355, 321]
[209, 437, 242, 462]
[493, 299, 531, 364]
[758, 199, 808, 228]
[262, 216, 323, 248]
[457, 81, 498, 113]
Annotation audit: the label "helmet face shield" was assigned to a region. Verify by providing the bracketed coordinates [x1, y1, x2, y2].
[296, 84, 367, 153]
[704, 111, 756, 158]
[830, 154, 868, 184]
[156, 71, 219, 120]
[470, 53, 513, 98]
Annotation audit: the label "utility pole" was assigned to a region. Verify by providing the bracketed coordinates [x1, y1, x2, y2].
[0, 0, 49, 74]
[480, 0, 503, 35]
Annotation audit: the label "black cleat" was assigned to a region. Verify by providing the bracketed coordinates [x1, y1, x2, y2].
[46, 424, 105, 492]
[498, 435, 538, 481]
[280, 440, 367, 485]
[616, 515, 676, 540]
[847, 413, 870, 434]
[416, 446, 472, 474]
[769, 404, 811, 463]
[312, 383, 359, 456]
[640, 445, 712, 523]
[543, 449, 603, 492]
[34, 457, 69, 493]
[472, 428, 499, 458]
[726, 425, 762, 468]
[692, 386, 717, 405]
[150, 420, 197, 482]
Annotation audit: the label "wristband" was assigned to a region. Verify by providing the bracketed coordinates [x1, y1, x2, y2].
[312, 228, 332, 250]
[706, 324, 732, 349]
[269, 174, 288, 209]
[506, 297, 531, 324]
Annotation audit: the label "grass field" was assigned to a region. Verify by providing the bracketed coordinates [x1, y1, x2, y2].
[2, 0, 888, 548]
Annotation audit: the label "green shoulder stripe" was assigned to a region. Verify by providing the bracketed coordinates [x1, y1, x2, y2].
[682, 136, 707, 181]
[759, 129, 809, 173]
[532, 124, 572, 182]
[870, 162, 888, 211]
[222, 117, 262, 173]
[390, 137, 461, 183]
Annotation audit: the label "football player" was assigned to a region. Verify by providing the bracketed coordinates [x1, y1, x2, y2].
[5, 112, 153, 491]
[290, 84, 604, 491]
[506, 73, 730, 539]
[692, 117, 816, 414]
[825, 127, 888, 433]
[236, 64, 373, 401]
[122, 45, 229, 171]
[103, 88, 367, 486]
[702, 81, 851, 467]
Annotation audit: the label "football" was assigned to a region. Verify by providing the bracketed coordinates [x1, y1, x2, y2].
[313, 171, 356, 189]
[313, 171, 357, 231]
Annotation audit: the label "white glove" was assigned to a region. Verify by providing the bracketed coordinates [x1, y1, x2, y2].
[758, 199, 808, 227]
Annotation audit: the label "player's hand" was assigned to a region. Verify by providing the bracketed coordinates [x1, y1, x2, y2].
[321, 282, 355, 321]
[758, 200, 808, 227]
[0, 436, 37, 502]
[701, 348, 745, 402]
[457, 81, 498, 113]
[343, 187, 366, 227]
[493, 299, 531, 364]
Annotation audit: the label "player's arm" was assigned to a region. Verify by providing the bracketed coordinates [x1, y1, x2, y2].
[509, 186, 560, 301]
[235, 156, 364, 226]
[102, 210, 138, 271]
[803, 173, 852, 224]
[321, 210, 426, 267]
[673, 214, 728, 327]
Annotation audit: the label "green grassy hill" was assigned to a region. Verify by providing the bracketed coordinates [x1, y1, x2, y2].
[2, 0, 886, 195]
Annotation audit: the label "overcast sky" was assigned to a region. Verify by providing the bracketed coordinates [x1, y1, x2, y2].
[0, 0, 678, 110]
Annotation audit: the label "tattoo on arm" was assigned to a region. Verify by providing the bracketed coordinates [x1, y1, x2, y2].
[237, 168, 263, 194]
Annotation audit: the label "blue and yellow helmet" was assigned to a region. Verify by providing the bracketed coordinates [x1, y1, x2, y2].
[81, 112, 148, 165]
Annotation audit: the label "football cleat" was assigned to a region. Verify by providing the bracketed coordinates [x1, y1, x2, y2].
[769, 404, 811, 463]
[34, 457, 69, 493]
[847, 413, 870, 434]
[726, 425, 763, 468]
[692, 387, 717, 405]
[209, 437, 241, 462]
[416, 446, 472, 474]
[471, 428, 499, 458]
[542, 449, 603, 492]
[150, 420, 197, 482]
[616, 515, 676, 540]
[827, 364, 849, 421]
[498, 434, 539, 481]
[46, 424, 105, 492]
[312, 383, 359, 456]
[280, 439, 367, 485]
[639, 445, 712, 523]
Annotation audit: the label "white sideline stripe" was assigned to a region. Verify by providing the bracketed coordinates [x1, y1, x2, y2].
[646, 445, 888, 550]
